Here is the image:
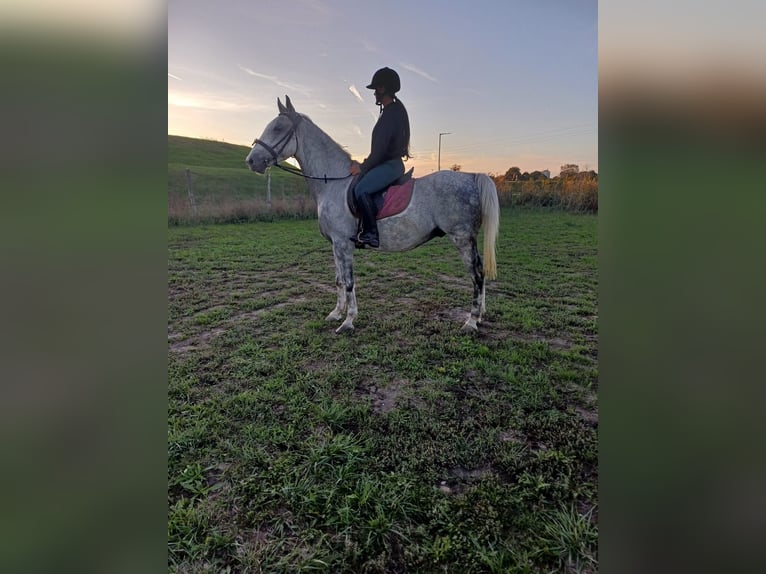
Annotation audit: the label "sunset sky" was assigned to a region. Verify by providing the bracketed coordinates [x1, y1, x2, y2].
[168, 0, 598, 176]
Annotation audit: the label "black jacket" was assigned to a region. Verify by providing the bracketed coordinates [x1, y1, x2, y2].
[360, 100, 410, 174]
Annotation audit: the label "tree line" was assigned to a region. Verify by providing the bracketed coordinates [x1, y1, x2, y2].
[488, 163, 598, 213]
[448, 162, 597, 186]
[492, 163, 598, 183]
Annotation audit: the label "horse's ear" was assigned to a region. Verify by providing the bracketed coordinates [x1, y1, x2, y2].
[285, 95, 295, 112]
[277, 97, 287, 113]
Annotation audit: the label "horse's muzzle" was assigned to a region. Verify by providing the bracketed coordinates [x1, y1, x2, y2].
[245, 154, 267, 174]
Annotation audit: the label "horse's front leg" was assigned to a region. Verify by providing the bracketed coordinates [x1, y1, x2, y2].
[325, 267, 346, 322]
[327, 240, 357, 333]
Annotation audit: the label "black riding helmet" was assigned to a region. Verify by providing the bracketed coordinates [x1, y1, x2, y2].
[366, 67, 401, 96]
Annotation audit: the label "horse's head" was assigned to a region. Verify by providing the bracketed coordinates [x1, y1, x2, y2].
[245, 96, 301, 173]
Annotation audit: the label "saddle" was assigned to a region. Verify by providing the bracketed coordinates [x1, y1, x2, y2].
[347, 167, 415, 220]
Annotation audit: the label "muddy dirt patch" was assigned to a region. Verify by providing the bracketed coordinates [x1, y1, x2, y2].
[362, 379, 408, 414]
[437, 464, 502, 495]
[169, 296, 310, 354]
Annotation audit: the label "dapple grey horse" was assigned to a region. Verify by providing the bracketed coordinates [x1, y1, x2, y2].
[246, 96, 499, 333]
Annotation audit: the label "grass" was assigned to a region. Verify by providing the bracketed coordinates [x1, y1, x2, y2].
[168, 208, 598, 572]
[495, 178, 599, 213]
[168, 135, 312, 224]
[169, 135, 257, 168]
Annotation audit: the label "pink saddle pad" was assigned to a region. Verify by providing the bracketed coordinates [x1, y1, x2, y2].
[377, 178, 415, 220]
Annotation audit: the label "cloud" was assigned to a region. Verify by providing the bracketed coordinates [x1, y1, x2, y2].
[348, 84, 364, 103]
[238, 66, 278, 82]
[362, 39, 380, 54]
[168, 73, 182, 81]
[237, 65, 311, 96]
[400, 63, 437, 82]
[168, 91, 268, 112]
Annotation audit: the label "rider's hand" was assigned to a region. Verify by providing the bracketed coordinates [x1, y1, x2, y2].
[349, 161, 361, 176]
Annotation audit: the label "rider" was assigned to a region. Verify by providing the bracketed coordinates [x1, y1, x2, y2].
[349, 67, 411, 248]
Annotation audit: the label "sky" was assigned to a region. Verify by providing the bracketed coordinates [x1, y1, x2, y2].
[168, 0, 598, 176]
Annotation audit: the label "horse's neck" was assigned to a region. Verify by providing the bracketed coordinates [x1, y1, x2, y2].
[294, 118, 350, 198]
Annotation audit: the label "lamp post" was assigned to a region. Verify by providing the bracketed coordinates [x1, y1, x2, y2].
[438, 132, 451, 171]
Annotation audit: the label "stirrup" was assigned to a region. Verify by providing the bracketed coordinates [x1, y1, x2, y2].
[350, 232, 367, 249]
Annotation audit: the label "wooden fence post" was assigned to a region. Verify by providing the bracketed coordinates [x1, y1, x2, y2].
[185, 169, 198, 216]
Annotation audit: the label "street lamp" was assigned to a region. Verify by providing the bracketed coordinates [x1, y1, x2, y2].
[438, 132, 451, 171]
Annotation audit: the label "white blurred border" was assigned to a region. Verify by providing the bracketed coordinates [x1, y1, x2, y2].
[0, 0, 165, 45]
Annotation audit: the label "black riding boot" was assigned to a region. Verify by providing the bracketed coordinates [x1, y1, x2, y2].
[353, 192, 379, 248]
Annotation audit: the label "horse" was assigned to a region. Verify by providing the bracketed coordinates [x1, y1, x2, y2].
[245, 96, 499, 334]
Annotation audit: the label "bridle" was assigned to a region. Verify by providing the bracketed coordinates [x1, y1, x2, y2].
[252, 112, 352, 183]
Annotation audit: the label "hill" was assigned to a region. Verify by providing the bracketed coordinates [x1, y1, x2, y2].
[168, 135, 311, 223]
[168, 135, 253, 169]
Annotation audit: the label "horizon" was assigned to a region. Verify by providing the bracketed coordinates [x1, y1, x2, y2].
[167, 132, 597, 177]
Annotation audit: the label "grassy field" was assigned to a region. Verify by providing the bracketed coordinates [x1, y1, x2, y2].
[168, 135, 311, 224]
[168, 207, 598, 573]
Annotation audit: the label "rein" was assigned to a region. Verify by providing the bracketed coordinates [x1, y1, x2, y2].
[253, 112, 352, 183]
[273, 162, 351, 183]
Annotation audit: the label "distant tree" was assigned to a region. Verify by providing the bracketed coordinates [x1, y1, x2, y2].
[504, 166, 522, 181]
[529, 170, 548, 181]
[559, 163, 579, 177]
[450, 164, 462, 172]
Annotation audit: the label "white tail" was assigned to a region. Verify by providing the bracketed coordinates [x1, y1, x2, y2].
[477, 173, 499, 280]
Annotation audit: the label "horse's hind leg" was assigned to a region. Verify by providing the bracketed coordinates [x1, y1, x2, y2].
[452, 235, 484, 332]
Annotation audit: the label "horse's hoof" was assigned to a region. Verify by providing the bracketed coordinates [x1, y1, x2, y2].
[461, 320, 478, 333]
[326, 311, 342, 322]
[335, 322, 355, 334]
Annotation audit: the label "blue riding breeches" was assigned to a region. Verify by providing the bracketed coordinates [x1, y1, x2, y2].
[355, 158, 405, 200]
